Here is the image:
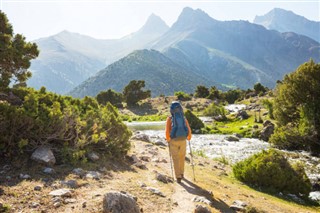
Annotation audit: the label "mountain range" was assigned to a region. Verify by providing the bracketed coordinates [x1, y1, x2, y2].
[28, 7, 320, 97]
[28, 14, 169, 94]
[254, 8, 320, 42]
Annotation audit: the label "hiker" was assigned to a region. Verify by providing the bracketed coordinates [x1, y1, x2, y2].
[165, 101, 192, 183]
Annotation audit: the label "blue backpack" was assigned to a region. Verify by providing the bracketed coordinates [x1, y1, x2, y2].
[170, 101, 189, 139]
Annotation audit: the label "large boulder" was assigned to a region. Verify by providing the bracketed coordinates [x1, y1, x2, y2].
[103, 191, 140, 213]
[260, 120, 275, 141]
[31, 146, 56, 166]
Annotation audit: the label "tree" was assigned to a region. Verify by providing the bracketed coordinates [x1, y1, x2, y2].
[0, 11, 39, 90]
[96, 89, 123, 107]
[194, 85, 209, 98]
[123, 80, 151, 106]
[207, 86, 221, 100]
[253, 82, 267, 95]
[271, 60, 320, 153]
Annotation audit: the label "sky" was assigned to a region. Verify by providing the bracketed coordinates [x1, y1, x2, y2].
[1, 0, 319, 41]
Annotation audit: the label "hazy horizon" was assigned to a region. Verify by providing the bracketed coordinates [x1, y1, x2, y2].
[1, 0, 319, 41]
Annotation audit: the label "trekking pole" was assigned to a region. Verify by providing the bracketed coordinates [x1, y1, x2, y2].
[188, 140, 196, 182]
[168, 143, 175, 182]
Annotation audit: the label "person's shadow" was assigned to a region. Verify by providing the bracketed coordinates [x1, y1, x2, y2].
[179, 178, 236, 213]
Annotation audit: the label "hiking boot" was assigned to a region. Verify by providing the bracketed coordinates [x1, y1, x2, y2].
[177, 178, 182, 183]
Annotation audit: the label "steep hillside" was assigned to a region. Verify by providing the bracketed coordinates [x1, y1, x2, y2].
[69, 49, 216, 98]
[254, 8, 320, 42]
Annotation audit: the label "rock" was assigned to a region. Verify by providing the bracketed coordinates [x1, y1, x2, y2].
[60, 180, 78, 189]
[194, 204, 211, 213]
[87, 152, 100, 161]
[139, 156, 151, 162]
[34, 186, 42, 191]
[260, 121, 275, 141]
[145, 187, 165, 197]
[213, 115, 224, 121]
[230, 200, 247, 211]
[287, 194, 305, 204]
[134, 162, 147, 170]
[192, 196, 213, 206]
[49, 189, 72, 197]
[52, 197, 62, 203]
[31, 146, 56, 166]
[225, 135, 239, 142]
[233, 133, 243, 138]
[82, 201, 87, 208]
[86, 171, 101, 180]
[154, 140, 167, 147]
[131, 133, 150, 142]
[43, 167, 55, 174]
[72, 168, 85, 176]
[263, 120, 272, 127]
[31, 202, 40, 208]
[64, 198, 77, 204]
[19, 173, 31, 179]
[103, 191, 140, 213]
[151, 157, 160, 163]
[237, 110, 249, 120]
[127, 154, 139, 163]
[53, 202, 61, 208]
[309, 191, 320, 202]
[155, 172, 173, 183]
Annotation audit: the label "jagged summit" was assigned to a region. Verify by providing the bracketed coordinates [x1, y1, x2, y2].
[136, 13, 169, 35]
[171, 7, 215, 30]
[254, 8, 320, 42]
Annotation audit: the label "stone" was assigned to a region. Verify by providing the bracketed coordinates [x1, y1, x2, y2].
[139, 156, 151, 162]
[34, 186, 42, 191]
[154, 140, 167, 147]
[64, 198, 77, 204]
[60, 180, 78, 189]
[31, 146, 56, 166]
[260, 122, 275, 142]
[230, 200, 247, 211]
[19, 173, 31, 179]
[53, 202, 61, 208]
[43, 167, 55, 174]
[155, 172, 173, 183]
[309, 191, 320, 202]
[87, 152, 100, 162]
[103, 191, 140, 213]
[194, 204, 211, 213]
[131, 133, 150, 142]
[31, 202, 40, 208]
[225, 135, 239, 142]
[49, 189, 72, 197]
[192, 196, 213, 206]
[145, 187, 165, 197]
[86, 171, 101, 180]
[134, 162, 147, 170]
[72, 168, 85, 176]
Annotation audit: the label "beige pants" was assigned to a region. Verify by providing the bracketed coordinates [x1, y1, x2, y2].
[169, 137, 186, 179]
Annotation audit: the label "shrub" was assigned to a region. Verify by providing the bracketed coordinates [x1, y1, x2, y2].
[174, 91, 191, 101]
[203, 102, 226, 119]
[233, 149, 311, 196]
[0, 87, 132, 162]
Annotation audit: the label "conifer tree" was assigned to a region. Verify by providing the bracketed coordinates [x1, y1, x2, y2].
[0, 11, 39, 90]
